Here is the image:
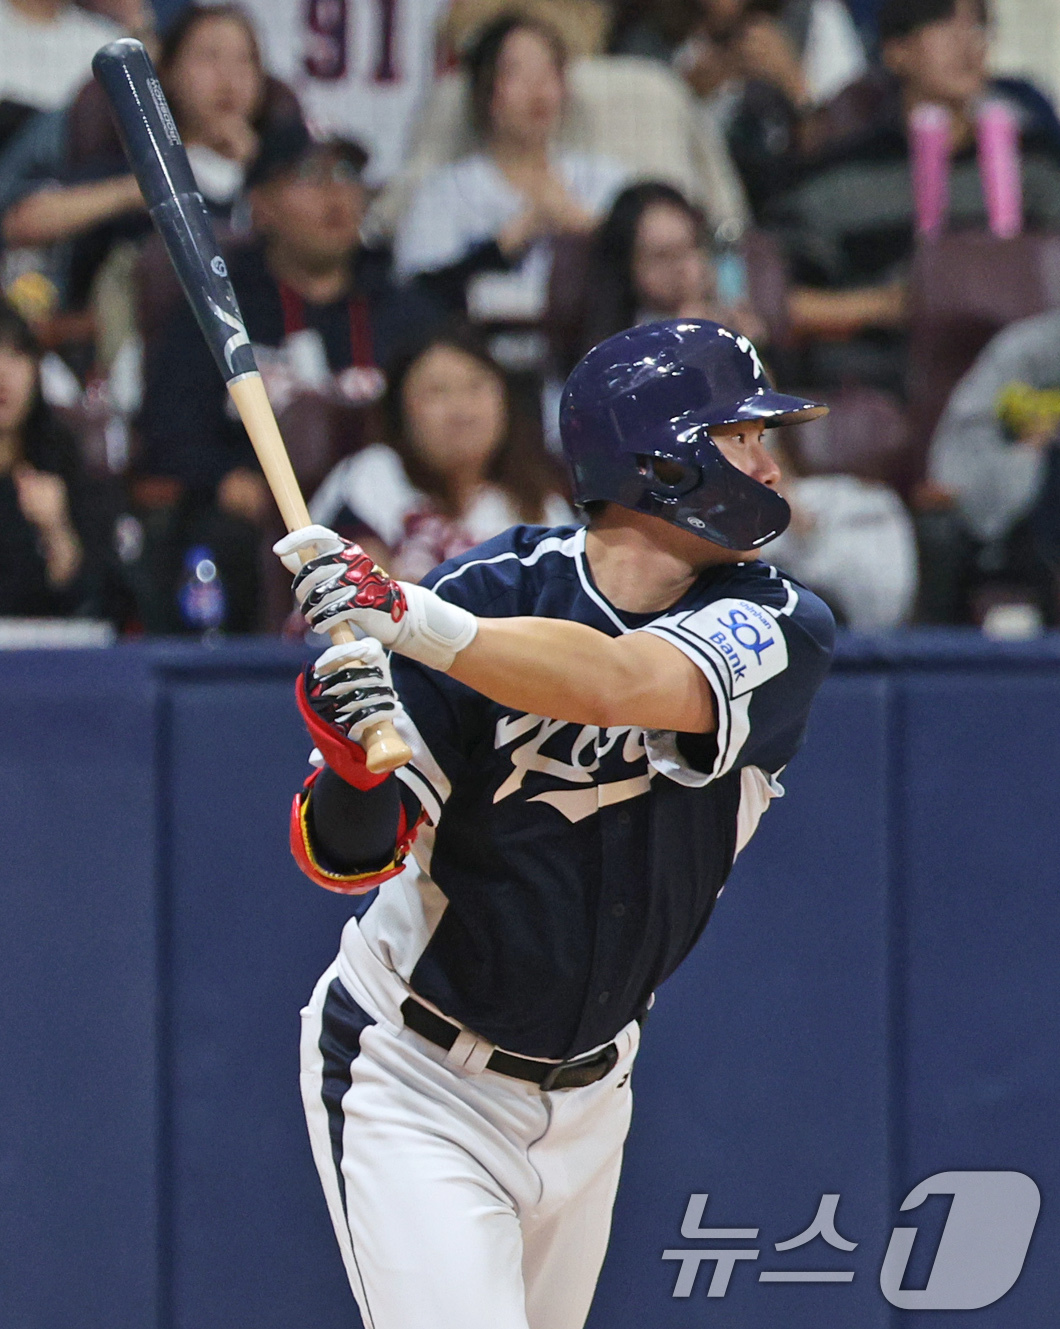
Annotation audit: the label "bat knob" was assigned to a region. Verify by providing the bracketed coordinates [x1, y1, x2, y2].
[361, 718, 413, 774]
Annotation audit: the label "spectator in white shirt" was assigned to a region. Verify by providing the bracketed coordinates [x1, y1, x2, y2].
[2, 5, 300, 299]
[393, 15, 628, 340]
[310, 326, 572, 583]
[0, 0, 125, 130]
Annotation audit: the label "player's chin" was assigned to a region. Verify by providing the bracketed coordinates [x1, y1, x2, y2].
[682, 525, 758, 566]
[711, 543, 761, 564]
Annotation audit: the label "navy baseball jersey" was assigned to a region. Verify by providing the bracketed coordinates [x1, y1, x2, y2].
[350, 523, 835, 1060]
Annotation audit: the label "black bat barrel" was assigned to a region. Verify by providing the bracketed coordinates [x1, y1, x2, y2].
[92, 38, 258, 384]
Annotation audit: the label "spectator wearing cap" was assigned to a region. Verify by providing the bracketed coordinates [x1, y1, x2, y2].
[392, 15, 628, 363]
[134, 123, 441, 633]
[766, 0, 1060, 392]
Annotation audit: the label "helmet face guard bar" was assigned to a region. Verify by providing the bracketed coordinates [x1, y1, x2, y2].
[561, 320, 827, 551]
[635, 444, 794, 550]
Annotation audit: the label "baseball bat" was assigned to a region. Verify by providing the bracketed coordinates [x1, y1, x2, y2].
[92, 38, 411, 774]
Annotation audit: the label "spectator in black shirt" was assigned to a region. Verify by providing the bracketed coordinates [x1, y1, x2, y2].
[559, 181, 767, 373]
[0, 298, 92, 617]
[135, 121, 440, 633]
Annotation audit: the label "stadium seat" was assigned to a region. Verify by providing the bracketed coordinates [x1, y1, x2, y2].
[782, 385, 910, 484]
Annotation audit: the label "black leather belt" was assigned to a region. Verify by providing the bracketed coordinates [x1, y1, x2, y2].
[400, 997, 619, 1091]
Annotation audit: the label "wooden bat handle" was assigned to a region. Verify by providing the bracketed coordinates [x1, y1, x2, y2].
[226, 374, 412, 775]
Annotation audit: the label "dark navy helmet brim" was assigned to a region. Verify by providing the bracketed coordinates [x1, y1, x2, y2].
[725, 389, 828, 427]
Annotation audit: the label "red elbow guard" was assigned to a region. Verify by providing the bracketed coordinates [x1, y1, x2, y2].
[289, 769, 426, 895]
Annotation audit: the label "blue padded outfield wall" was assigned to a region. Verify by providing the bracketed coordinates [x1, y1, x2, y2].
[1, 634, 1057, 1329]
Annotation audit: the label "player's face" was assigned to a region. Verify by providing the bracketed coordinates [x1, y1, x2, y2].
[632, 420, 783, 568]
[710, 419, 784, 560]
[402, 345, 507, 482]
[253, 155, 366, 267]
[708, 420, 781, 492]
[884, 0, 988, 108]
[166, 15, 262, 138]
[0, 343, 36, 437]
[632, 204, 714, 316]
[488, 28, 565, 147]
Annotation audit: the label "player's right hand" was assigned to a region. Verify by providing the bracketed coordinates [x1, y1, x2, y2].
[273, 525, 478, 671]
[305, 638, 405, 748]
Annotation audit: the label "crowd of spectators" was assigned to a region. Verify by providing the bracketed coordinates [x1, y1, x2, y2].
[2, 0, 1060, 638]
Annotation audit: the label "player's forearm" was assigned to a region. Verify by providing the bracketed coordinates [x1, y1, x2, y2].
[273, 528, 715, 730]
[448, 617, 715, 733]
[307, 767, 401, 873]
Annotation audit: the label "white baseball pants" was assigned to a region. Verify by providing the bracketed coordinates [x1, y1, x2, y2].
[299, 933, 638, 1329]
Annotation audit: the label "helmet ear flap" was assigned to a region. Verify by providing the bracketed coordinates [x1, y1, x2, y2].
[637, 454, 701, 497]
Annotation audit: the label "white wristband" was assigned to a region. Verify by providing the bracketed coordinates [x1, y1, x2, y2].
[393, 581, 478, 671]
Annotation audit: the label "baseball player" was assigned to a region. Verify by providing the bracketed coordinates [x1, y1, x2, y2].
[275, 319, 835, 1329]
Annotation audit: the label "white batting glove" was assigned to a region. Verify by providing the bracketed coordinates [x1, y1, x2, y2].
[273, 525, 478, 672]
[306, 638, 406, 746]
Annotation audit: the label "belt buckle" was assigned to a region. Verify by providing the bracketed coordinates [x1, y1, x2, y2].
[540, 1042, 619, 1092]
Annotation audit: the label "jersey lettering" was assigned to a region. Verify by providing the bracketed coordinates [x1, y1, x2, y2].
[304, 0, 348, 80]
[303, 0, 404, 84]
[493, 714, 648, 822]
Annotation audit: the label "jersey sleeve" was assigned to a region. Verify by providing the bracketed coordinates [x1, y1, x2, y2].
[640, 584, 835, 785]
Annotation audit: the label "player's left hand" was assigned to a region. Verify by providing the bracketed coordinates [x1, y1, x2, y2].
[274, 525, 478, 671]
[306, 638, 405, 748]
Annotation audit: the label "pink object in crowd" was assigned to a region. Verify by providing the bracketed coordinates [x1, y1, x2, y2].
[977, 98, 1023, 239]
[910, 103, 951, 239]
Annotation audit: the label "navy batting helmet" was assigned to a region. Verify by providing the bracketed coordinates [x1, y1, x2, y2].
[559, 320, 827, 550]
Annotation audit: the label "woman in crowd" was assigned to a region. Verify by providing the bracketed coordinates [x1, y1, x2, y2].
[392, 15, 628, 331]
[0, 300, 95, 616]
[2, 3, 294, 255]
[562, 180, 766, 371]
[309, 327, 572, 583]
